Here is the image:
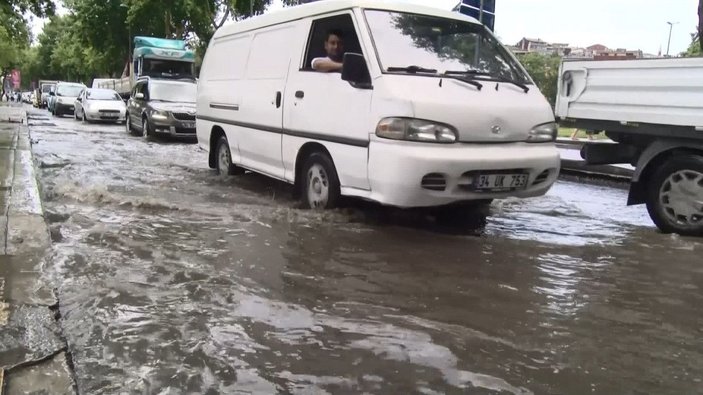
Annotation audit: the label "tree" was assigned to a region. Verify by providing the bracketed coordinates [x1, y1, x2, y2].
[1, 0, 55, 41]
[516, 53, 561, 106]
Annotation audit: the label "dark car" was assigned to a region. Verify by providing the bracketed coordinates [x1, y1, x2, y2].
[125, 77, 197, 139]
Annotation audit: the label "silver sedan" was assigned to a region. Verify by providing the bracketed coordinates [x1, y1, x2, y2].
[74, 88, 127, 124]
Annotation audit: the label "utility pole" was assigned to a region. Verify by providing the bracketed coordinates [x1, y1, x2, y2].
[666, 21, 678, 57]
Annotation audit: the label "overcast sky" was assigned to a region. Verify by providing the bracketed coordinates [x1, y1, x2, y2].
[34, 0, 698, 55]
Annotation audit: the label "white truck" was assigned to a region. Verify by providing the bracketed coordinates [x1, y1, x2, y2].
[556, 57, 703, 236]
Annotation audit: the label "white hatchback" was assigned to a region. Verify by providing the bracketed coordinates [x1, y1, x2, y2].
[74, 88, 127, 124]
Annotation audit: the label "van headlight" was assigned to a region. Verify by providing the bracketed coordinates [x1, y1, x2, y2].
[528, 122, 558, 143]
[151, 110, 169, 121]
[376, 118, 458, 143]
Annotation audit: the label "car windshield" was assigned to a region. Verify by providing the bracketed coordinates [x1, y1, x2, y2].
[87, 90, 121, 101]
[150, 82, 196, 103]
[364, 10, 531, 84]
[57, 85, 85, 97]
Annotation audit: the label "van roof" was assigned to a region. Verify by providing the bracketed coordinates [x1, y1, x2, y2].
[214, 0, 478, 39]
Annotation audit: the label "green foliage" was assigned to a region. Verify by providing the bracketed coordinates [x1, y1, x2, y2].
[516, 53, 561, 107]
[685, 37, 701, 57]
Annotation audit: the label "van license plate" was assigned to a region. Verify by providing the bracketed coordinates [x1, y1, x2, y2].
[476, 173, 528, 191]
[182, 122, 195, 128]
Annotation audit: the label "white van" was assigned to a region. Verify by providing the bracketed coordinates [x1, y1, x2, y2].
[197, 0, 560, 211]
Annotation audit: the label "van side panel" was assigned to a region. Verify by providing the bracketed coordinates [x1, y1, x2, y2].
[235, 23, 297, 179]
[197, 33, 251, 156]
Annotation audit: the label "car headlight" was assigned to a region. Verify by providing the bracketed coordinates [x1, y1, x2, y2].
[376, 118, 458, 144]
[528, 122, 558, 143]
[152, 110, 169, 121]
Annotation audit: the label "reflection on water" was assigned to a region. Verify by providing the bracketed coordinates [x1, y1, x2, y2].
[30, 111, 703, 394]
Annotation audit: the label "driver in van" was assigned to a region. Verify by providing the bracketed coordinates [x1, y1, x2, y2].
[311, 29, 345, 72]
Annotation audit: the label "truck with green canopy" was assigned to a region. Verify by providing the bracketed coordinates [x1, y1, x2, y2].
[97, 36, 196, 98]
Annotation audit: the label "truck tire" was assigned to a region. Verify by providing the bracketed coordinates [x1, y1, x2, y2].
[301, 152, 340, 210]
[646, 155, 703, 236]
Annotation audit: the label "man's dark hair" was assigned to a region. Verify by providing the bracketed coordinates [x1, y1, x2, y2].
[326, 29, 345, 41]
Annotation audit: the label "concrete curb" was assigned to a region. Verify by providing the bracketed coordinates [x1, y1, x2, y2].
[0, 105, 76, 395]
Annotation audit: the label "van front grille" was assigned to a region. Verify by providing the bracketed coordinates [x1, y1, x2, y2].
[421, 173, 446, 191]
[533, 170, 550, 185]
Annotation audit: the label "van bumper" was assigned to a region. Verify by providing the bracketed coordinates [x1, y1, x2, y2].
[366, 138, 561, 208]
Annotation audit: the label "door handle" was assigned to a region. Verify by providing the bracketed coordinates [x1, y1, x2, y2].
[295, 90, 304, 99]
[275, 91, 282, 108]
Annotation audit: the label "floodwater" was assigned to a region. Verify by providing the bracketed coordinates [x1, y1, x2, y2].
[26, 108, 703, 394]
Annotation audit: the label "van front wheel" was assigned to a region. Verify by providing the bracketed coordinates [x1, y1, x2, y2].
[302, 152, 340, 210]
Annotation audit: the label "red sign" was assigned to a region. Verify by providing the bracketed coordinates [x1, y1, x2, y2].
[11, 69, 20, 89]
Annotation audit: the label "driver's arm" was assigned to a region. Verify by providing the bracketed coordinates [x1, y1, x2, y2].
[312, 58, 343, 72]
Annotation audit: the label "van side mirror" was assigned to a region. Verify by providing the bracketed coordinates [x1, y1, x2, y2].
[134, 92, 144, 100]
[49, 91, 55, 96]
[342, 53, 372, 89]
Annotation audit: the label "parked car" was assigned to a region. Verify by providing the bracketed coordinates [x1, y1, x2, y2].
[74, 88, 127, 124]
[196, 0, 560, 212]
[125, 77, 197, 139]
[50, 82, 87, 117]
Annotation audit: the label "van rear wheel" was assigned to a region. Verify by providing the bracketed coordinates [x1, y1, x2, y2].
[301, 152, 340, 210]
[646, 155, 703, 236]
[215, 135, 240, 176]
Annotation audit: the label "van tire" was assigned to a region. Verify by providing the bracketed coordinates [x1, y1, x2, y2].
[301, 152, 340, 210]
[646, 155, 703, 236]
[215, 135, 239, 176]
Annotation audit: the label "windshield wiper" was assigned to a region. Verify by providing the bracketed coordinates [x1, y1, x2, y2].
[444, 71, 530, 93]
[387, 65, 438, 74]
[444, 70, 491, 76]
[441, 73, 483, 91]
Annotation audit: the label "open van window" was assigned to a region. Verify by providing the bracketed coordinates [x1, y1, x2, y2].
[303, 13, 364, 71]
[364, 10, 530, 84]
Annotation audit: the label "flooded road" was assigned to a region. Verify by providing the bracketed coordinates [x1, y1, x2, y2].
[27, 107, 703, 394]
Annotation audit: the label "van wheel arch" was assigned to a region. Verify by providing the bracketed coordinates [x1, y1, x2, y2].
[209, 126, 226, 169]
[295, 143, 335, 196]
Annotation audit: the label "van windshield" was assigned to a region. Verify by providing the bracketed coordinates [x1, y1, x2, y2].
[364, 10, 531, 84]
[56, 85, 85, 97]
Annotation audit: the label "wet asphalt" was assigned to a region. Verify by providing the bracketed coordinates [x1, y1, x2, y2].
[24, 106, 703, 394]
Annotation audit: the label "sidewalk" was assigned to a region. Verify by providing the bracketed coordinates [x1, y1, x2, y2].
[0, 104, 75, 394]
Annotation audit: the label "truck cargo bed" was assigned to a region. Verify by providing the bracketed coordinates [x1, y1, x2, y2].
[555, 58, 703, 132]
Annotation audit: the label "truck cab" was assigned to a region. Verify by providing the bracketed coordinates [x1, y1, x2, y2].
[97, 36, 196, 98]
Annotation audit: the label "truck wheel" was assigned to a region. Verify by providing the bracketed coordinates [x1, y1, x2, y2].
[646, 155, 703, 236]
[301, 152, 340, 210]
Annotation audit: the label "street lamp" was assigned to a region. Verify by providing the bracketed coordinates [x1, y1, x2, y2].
[666, 21, 679, 57]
